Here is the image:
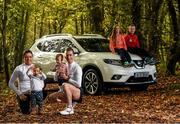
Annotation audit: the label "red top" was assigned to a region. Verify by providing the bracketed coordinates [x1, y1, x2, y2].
[109, 35, 127, 53]
[125, 34, 140, 48]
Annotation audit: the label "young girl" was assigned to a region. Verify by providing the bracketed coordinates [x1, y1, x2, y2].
[109, 25, 134, 66]
[53, 54, 69, 92]
[27, 64, 46, 115]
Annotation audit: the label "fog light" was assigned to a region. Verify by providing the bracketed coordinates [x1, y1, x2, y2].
[111, 75, 122, 80]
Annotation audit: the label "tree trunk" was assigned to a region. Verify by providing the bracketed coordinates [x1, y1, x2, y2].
[39, 8, 45, 38]
[149, 0, 163, 54]
[80, 15, 84, 34]
[14, 11, 24, 67]
[132, 0, 141, 32]
[34, 16, 37, 42]
[1, 0, 10, 84]
[19, 10, 29, 64]
[166, 0, 180, 74]
[87, 0, 104, 34]
[48, 16, 51, 34]
[132, 0, 144, 47]
[0, 35, 3, 72]
[75, 17, 78, 35]
[17, 10, 29, 65]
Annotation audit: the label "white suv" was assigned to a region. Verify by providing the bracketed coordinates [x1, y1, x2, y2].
[30, 34, 157, 95]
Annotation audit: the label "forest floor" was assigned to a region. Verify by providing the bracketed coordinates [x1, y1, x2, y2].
[0, 73, 179, 123]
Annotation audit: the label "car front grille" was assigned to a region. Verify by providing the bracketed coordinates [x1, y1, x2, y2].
[133, 60, 145, 68]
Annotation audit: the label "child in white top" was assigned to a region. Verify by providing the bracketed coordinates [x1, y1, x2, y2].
[27, 64, 46, 115]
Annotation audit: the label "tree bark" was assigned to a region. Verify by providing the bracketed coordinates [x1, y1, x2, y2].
[132, 0, 141, 31]
[34, 16, 37, 42]
[132, 0, 144, 48]
[80, 15, 84, 34]
[86, 0, 104, 34]
[18, 10, 29, 65]
[75, 17, 78, 35]
[39, 8, 45, 38]
[166, 0, 180, 74]
[1, 0, 10, 83]
[149, 0, 164, 54]
[14, 11, 24, 67]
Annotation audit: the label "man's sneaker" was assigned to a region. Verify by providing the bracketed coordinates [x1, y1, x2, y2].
[59, 107, 74, 115]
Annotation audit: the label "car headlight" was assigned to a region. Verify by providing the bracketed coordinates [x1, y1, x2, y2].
[103, 59, 122, 66]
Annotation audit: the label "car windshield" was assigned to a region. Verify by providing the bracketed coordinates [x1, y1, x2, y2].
[75, 38, 110, 52]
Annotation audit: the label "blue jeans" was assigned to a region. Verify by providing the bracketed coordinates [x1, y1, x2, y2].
[17, 93, 31, 114]
[31, 91, 43, 108]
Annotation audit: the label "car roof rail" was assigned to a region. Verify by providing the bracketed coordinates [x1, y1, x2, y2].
[41, 33, 72, 38]
[82, 34, 103, 37]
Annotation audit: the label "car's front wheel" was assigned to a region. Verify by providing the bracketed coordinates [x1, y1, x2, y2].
[82, 69, 102, 95]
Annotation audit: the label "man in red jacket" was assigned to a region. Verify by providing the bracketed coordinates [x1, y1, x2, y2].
[125, 25, 156, 65]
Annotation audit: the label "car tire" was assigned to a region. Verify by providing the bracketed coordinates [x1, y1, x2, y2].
[82, 69, 102, 95]
[129, 84, 149, 91]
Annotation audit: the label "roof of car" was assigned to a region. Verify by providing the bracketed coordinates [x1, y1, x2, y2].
[74, 34, 106, 39]
[40, 33, 106, 40]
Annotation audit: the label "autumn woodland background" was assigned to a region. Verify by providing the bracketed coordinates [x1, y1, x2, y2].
[0, 0, 179, 123]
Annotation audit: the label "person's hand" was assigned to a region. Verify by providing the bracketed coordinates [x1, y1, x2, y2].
[29, 64, 35, 70]
[19, 94, 27, 101]
[62, 74, 69, 80]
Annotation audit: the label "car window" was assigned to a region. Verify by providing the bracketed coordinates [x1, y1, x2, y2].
[40, 39, 61, 52]
[57, 39, 76, 53]
[75, 38, 110, 52]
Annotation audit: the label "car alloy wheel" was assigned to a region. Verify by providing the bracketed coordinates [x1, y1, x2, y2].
[83, 69, 102, 95]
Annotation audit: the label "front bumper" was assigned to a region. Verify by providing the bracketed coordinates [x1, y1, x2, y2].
[103, 80, 157, 87]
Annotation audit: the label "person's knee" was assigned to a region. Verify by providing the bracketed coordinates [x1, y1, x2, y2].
[63, 83, 70, 91]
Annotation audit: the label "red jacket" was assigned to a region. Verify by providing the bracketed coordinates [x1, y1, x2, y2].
[125, 34, 140, 48]
[109, 35, 127, 53]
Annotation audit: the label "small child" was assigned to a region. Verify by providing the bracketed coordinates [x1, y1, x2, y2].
[53, 54, 69, 93]
[27, 64, 46, 115]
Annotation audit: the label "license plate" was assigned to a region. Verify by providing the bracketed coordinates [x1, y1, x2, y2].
[134, 72, 149, 78]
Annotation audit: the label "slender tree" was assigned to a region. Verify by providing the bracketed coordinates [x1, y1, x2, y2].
[86, 0, 104, 34]
[1, 0, 10, 83]
[166, 0, 180, 74]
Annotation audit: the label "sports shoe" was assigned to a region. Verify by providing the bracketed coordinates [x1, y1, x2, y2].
[59, 107, 74, 115]
[123, 61, 134, 67]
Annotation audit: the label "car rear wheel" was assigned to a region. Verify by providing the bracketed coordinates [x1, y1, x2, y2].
[82, 69, 102, 95]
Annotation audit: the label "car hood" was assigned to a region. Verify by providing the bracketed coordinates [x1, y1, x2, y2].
[79, 52, 142, 60]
